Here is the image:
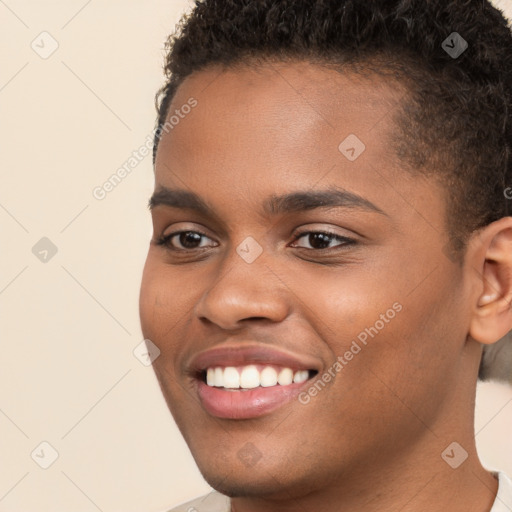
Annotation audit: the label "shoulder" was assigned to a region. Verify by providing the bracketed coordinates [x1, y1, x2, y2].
[165, 490, 231, 512]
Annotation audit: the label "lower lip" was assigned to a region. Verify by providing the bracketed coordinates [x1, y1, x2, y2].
[196, 379, 310, 419]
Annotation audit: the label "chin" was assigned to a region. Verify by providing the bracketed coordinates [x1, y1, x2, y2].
[201, 472, 293, 499]
[195, 456, 322, 501]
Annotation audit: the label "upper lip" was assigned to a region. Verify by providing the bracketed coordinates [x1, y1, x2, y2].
[188, 343, 322, 374]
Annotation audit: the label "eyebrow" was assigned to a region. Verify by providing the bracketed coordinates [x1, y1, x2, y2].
[148, 186, 387, 217]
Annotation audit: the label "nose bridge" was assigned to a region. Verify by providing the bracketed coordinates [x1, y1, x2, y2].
[193, 240, 289, 328]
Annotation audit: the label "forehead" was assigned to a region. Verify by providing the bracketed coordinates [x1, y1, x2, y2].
[153, 60, 448, 252]
[155, 61, 408, 190]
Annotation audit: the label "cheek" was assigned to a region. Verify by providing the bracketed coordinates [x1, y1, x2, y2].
[342, 275, 463, 423]
[139, 258, 159, 337]
[139, 256, 188, 338]
[304, 261, 453, 402]
[297, 264, 401, 350]
[139, 256, 178, 345]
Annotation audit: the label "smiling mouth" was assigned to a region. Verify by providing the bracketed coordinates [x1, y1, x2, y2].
[198, 364, 319, 390]
[189, 344, 323, 419]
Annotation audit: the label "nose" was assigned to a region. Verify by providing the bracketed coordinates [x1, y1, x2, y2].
[193, 248, 290, 330]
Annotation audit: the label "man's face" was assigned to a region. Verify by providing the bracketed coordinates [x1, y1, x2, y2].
[139, 61, 472, 498]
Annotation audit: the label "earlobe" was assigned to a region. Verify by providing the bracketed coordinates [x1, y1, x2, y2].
[468, 217, 512, 345]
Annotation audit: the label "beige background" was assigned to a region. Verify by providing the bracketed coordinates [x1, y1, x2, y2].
[1, 1, 512, 511]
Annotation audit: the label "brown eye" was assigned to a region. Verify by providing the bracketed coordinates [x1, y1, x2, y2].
[157, 230, 216, 250]
[291, 231, 355, 250]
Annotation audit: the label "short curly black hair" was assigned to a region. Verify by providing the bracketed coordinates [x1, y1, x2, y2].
[153, 0, 512, 256]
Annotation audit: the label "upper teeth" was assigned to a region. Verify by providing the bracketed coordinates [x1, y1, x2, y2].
[206, 365, 310, 389]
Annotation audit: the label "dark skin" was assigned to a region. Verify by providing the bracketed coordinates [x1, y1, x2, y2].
[139, 61, 512, 512]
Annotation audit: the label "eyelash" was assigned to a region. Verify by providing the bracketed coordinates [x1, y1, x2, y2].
[154, 229, 356, 253]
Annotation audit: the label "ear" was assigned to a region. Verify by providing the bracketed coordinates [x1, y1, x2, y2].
[468, 216, 512, 345]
